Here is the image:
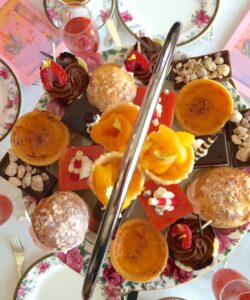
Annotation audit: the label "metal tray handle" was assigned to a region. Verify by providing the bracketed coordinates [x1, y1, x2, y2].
[82, 22, 181, 300]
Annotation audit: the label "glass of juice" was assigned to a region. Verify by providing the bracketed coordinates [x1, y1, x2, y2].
[0, 194, 13, 225]
[58, 2, 99, 60]
[212, 268, 250, 300]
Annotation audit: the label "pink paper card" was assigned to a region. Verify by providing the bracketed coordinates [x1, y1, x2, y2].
[0, 0, 65, 85]
[224, 10, 250, 98]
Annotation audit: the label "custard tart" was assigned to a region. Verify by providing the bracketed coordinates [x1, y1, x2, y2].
[11, 110, 70, 166]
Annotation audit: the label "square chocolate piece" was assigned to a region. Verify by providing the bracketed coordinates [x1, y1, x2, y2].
[225, 109, 250, 168]
[0, 152, 57, 199]
[194, 133, 230, 168]
[171, 50, 232, 89]
[62, 92, 100, 139]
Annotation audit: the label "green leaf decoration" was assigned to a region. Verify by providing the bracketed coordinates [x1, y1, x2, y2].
[102, 51, 109, 62]
[224, 248, 231, 256]
[83, 257, 91, 273]
[106, 49, 118, 55]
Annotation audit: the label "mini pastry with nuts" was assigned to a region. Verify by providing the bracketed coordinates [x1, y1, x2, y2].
[171, 50, 232, 89]
[30, 191, 89, 252]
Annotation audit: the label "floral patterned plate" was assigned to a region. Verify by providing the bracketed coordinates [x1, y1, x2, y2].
[13, 246, 104, 300]
[0, 59, 21, 142]
[116, 0, 219, 46]
[43, 0, 115, 30]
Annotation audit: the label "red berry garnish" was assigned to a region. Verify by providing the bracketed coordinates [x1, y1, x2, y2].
[124, 51, 150, 73]
[40, 59, 68, 92]
[170, 223, 192, 250]
[51, 60, 68, 86]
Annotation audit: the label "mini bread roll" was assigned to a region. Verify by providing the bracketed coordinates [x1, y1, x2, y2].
[31, 191, 89, 252]
[187, 167, 250, 228]
[87, 64, 137, 112]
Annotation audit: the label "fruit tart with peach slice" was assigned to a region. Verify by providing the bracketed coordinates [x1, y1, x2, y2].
[140, 125, 195, 184]
[138, 180, 193, 231]
[90, 103, 140, 152]
[88, 152, 145, 210]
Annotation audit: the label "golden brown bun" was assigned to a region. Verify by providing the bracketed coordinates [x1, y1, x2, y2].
[194, 167, 250, 228]
[87, 64, 137, 112]
[32, 191, 89, 252]
[11, 110, 70, 166]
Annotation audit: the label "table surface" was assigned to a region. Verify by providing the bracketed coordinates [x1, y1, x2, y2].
[0, 1, 250, 300]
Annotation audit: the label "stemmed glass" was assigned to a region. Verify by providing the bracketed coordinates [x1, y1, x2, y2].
[57, 2, 99, 60]
[212, 268, 250, 300]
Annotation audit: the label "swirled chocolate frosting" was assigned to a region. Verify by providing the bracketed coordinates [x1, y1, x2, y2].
[167, 219, 215, 270]
[48, 62, 89, 104]
[132, 37, 162, 85]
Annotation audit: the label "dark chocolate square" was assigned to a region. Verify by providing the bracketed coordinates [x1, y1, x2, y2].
[0, 153, 57, 199]
[62, 92, 100, 139]
[194, 133, 230, 168]
[225, 109, 250, 168]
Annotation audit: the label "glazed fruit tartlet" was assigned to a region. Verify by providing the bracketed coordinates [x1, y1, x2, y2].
[11, 110, 70, 166]
[140, 125, 195, 184]
[88, 152, 145, 210]
[90, 102, 140, 152]
[110, 219, 168, 282]
[175, 79, 233, 136]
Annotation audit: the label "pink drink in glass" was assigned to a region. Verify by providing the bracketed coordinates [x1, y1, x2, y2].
[0, 194, 13, 225]
[59, 3, 99, 59]
[212, 268, 249, 300]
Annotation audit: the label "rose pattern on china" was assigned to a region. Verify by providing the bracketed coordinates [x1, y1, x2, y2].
[102, 284, 121, 300]
[103, 263, 125, 286]
[120, 11, 133, 22]
[100, 9, 110, 22]
[37, 262, 50, 274]
[17, 285, 26, 297]
[162, 258, 193, 283]
[57, 247, 83, 273]
[192, 9, 211, 27]
[0, 61, 21, 141]
[0, 68, 8, 79]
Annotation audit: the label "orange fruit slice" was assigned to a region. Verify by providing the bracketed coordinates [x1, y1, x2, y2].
[110, 218, 168, 283]
[88, 152, 145, 210]
[140, 125, 195, 184]
[175, 79, 233, 136]
[90, 103, 139, 152]
[11, 110, 70, 166]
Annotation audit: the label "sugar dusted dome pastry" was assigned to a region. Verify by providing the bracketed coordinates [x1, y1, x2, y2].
[87, 64, 137, 112]
[31, 191, 89, 252]
[187, 167, 250, 228]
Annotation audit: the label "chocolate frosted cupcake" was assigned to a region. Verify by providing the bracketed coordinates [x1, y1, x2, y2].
[167, 218, 218, 271]
[40, 52, 89, 105]
[132, 37, 162, 85]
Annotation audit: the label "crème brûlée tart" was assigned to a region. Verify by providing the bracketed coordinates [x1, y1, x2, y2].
[175, 79, 233, 136]
[88, 152, 145, 210]
[110, 219, 168, 283]
[11, 110, 70, 166]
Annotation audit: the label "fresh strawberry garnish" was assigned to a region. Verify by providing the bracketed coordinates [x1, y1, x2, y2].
[170, 223, 192, 250]
[40, 59, 68, 91]
[124, 51, 150, 72]
[51, 60, 68, 85]
[40, 67, 53, 91]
